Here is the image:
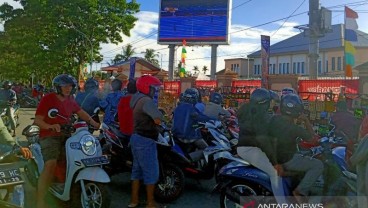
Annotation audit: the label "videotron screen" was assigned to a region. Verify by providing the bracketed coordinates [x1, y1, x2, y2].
[158, 0, 232, 45]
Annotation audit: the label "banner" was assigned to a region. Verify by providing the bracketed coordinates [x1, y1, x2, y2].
[344, 6, 359, 77]
[129, 57, 137, 79]
[180, 40, 187, 77]
[261, 35, 270, 88]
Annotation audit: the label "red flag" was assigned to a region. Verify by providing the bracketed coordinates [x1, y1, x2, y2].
[182, 39, 187, 46]
[345, 6, 358, 19]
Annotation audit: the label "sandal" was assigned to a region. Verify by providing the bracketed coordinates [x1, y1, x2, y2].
[127, 203, 140, 208]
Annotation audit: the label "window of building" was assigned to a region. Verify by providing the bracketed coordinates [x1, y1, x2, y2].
[286, 63, 290, 74]
[282, 63, 285, 74]
[318, 60, 322, 74]
[269, 64, 272, 74]
[337, 57, 342, 71]
[293, 62, 296, 74]
[278, 63, 282, 74]
[332, 57, 336, 70]
[273, 64, 276, 74]
[326, 60, 328, 72]
[297, 62, 300, 74]
[301, 62, 305, 74]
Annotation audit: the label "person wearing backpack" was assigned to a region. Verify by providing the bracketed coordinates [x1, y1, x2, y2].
[100, 79, 123, 125]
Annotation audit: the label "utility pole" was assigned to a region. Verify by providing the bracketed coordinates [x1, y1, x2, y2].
[168, 45, 175, 80]
[308, 0, 320, 79]
[210, 45, 218, 80]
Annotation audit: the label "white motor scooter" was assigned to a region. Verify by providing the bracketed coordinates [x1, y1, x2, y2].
[24, 108, 111, 208]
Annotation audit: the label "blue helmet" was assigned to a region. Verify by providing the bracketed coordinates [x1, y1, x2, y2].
[182, 88, 199, 104]
[209, 92, 223, 105]
[84, 78, 99, 92]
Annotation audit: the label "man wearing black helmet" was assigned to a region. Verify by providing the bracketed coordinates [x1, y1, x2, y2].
[100, 79, 123, 125]
[0, 80, 18, 136]
[34, 74, 100, 208]
[268, 93, 323, 203]
[204, 92, 230, 119]
[236, 88, 287, 204]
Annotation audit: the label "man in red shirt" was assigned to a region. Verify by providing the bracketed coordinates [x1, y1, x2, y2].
[34, 74, 100, 208]
[117, 79, 137, 136]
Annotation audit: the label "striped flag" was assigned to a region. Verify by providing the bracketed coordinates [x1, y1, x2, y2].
[345, 6, 358, 77]
[180, 40, 187, 78]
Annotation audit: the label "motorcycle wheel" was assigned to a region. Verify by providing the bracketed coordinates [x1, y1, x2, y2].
[154, 163, 185, 203]
[70, 181, 111, 208]
[24, 160, 39, 188]
[220, 181, 264, 208]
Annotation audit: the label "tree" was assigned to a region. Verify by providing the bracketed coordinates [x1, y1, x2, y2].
[193, 65, 199, 74]
[121, 44, 136, 62]
[202, 66, 209, 74]
[144, 48, 159, 67]
[0, 0, 140, 82]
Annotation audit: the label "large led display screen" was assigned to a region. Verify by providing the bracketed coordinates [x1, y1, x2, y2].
[158, 0, 232, 45]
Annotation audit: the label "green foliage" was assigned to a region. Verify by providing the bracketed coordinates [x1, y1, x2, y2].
[144, 48, 159, 67]
[0, 0, 140, 84]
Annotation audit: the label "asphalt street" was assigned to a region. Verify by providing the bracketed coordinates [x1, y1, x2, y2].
[16, 108, 221, 208]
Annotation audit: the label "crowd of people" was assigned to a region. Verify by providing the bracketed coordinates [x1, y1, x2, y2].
[1, 73, 368, 208]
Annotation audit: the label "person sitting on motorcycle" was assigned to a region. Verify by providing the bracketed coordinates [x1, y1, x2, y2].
[330, 100, 361, 141]
[204, 92, 230, 119]
[34, 74, 100, 208]
[195, 89, 206, 113]
[100, 78, 123, 125]
[75, 78, 101, 123]
[268, 93, 323, 203]
[0, 80, 18, 136]
[172, 88, 214, 154]
[236, 88, 287, 204]
[128, 75, 163, 208]
[117, 79, 137, 136]
[0, 117, 32, 159]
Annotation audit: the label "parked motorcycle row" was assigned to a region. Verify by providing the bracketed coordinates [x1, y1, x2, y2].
[1, 107, 363, 208]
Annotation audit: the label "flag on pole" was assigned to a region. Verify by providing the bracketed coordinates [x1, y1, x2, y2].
[344, 6, 358, 77]
[180, 40, 187, 78]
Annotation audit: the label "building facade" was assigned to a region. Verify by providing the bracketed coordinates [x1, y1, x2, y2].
[228, 24, 368, 78]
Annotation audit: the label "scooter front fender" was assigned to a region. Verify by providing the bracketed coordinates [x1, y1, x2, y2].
[75, 167, 110, 183]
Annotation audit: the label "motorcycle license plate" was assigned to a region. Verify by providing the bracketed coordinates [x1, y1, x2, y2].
[0, 168, 23, 185]
[81, 156, 109, 167]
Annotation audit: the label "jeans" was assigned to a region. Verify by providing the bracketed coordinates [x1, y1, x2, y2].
[283, 154, 324, 196]
[130, 133, 159, 185]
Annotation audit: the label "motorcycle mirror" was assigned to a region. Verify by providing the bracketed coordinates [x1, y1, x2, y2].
[48, 109, 59, 118]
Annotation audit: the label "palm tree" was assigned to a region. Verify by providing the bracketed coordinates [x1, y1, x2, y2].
[122, 44, 135, 61]
[144, 49, 159, 66]
[193, 65, 199, 74]
[202, 65, 209, 74]
[112, 54, 125, 64]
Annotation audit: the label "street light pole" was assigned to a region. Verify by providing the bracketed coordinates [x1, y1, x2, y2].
[71, 26, 93, 74]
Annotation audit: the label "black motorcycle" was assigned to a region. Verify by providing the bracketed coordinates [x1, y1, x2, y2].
[0, 145, 26, 208]
[98, 122, 185, 203]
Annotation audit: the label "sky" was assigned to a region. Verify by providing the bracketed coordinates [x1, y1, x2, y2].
[1, 0, 368, 74]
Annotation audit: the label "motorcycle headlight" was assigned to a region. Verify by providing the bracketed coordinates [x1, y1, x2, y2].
[80, 135, 97, 156]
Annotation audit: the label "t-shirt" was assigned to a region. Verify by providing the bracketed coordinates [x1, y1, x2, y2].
[117, 94, 134, 135]
[360, 116, 368, 139]
[35, 93, 81, 138]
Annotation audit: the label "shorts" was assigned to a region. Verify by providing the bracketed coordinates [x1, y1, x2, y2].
[39, 136, 66, 162]
[130, 133, 159, 185]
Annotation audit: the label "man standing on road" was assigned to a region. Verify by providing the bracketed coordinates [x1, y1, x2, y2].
[0, 80, 18, 136]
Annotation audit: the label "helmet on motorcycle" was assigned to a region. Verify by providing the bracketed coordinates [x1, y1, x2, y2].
[280, 94, 304, 118]
[84, 78, 99, 92]
[111, 79, 122, 91]
[52, 74, 77, 95]
[281, 87, 297, 97]
[2, 80, 12, 89]
[182, 88, 199, 104]
[136, 75, 162, 97]
[209, 92, 223, 105]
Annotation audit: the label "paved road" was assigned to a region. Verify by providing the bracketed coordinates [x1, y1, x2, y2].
[16, 108, 221, 208]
